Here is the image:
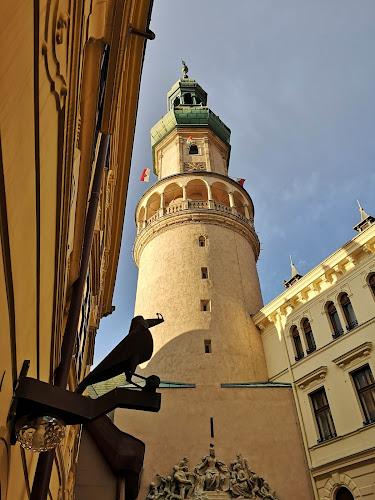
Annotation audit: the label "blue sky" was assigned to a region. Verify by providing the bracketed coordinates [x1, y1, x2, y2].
[94, 0, 375, 363]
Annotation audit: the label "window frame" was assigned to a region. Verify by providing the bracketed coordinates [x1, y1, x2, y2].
[204, 340, 212, 353]
[201, 267, 208, 279]
[310, 387, 337, 443]
[302, 318, 316, 354]
[326, 301, 344, 339]
[368, 273, 375, 298]
[291, 325, 304, 362]
[351, 364, 375, 426]
[339, 293, 358, 332]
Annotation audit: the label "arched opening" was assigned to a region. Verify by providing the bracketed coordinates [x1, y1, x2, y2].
[211, 182, 230, 207]
[198, 235, 206, 247]
[233, 190, 246, 216]
[196, 96, 202, 105]
[137, 206, 145, 232]
[302, 318, 316, 353]
[326, 302, 343, 338]
[173, 97, 180, 107]
[163, 183, 183, 209]
[186, 179, 208, 202]
[339, 293, 357, 331]
[189, 144, 199, 155]
[335, 487, 354, 500]
[183, 92, 193, 105]
[146, 192, 161, 220]
[368, 273, 375, 297]
[291, 325, 304, 361]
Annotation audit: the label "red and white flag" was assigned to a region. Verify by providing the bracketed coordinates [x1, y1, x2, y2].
[140, 168, 150, 182]
[236, 178, 245, 187]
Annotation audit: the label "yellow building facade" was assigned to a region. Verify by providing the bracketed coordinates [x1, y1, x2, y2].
[0, 0, 154, 498]
[254, 209, 375, 499]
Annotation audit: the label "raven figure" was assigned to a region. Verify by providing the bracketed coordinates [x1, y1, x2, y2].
[76, 314, 163, 394]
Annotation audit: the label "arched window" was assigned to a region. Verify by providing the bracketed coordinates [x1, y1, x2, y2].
[198, 236, 206, 247]
[335, 487, 354, 500]
[326, 302, 343, 339]
[302, 318, 316, 353]
[183, 93, 193, 105]
[189, 144, 199, 155]
[173, 97, 180, 107]
[291, 326, 304, 361]
[340, 293, 357, 331]
[368, 273, 375, 297]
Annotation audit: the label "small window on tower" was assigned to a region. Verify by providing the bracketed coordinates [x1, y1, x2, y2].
[198, 236, 206, 247]
[174, 97, 180, 107]
[189, 144, 199, 155]
[201, 300, 211, 312]
[204, 340, 212, 353]
[184, 93, 193, 105]
[201, 267, 208, 279]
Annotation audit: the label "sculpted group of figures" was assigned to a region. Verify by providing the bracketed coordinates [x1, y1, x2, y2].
[147, 446, 277, 500]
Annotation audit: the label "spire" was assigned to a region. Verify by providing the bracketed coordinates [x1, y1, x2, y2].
[353, 200, 374, 233]
[357, 200, 370, 221]
[290, 255, 300, 278]
[283, 256, 303, 288]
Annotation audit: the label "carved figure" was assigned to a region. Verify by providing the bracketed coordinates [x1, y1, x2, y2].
[147, 449, 277, 500]
[194, 445, 229, 491]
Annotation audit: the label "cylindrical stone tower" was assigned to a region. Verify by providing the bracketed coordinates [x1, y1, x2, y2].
[115, 75, 314, 500]
[133, 76, 267, 384]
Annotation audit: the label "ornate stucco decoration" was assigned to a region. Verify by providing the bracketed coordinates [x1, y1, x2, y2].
[295, 366, 328, 391]
[184, 162, 207, 172]
[332, 342, 372, 370]
[42, 0, 70, 109]
[146, 446, 277, 500]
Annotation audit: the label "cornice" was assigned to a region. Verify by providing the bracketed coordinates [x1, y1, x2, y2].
[253, 225, 375, 326]
[133, 210, 260, 266]
[332, 342, 372, 370]
[295, 366, 328, 391]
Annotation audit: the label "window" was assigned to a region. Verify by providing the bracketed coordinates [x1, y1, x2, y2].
[183, 92, 193, 105]
[352, 365, 375, 425]
[173, 97, 180, 107]
[310, 388, 336, 442]
[335, 487, 354, 500]
[326, 302, 343, 339]
[201, 267, 208, 279]
[340, 293, 357, 331]
[204, 340, 211, 353]
[291, 326, 304, 361]
[368, 273, 375, 297]
[189, 144, 199, 155]
[198, 235, 206, 247]
[302, 318, 316, 354]
[201, 300, 211, 312]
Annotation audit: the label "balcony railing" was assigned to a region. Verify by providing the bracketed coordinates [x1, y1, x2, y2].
[141, 201, 255, 231]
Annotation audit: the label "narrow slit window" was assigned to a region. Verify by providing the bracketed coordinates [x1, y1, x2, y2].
[210, 417, 214, 438]
[201, 300, 211, 312]
[204, 340, 211, 353]
[201, 267, 208, 279]
[198, 236, 206, 247]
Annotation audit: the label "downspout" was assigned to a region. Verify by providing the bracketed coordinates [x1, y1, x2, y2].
[278, 319, 320, 500]
[30, 133, 110, 500]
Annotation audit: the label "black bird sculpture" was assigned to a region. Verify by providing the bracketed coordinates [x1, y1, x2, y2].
[76, 314, 164, 394]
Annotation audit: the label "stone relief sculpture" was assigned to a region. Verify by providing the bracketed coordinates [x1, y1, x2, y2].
[146, 446, 277, 500]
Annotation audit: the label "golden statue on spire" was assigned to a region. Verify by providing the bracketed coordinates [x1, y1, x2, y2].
[181, 60, 189, 78]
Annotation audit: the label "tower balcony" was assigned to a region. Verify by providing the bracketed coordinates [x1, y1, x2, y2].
[133, 172, 260, 266]
[143, 199, 254, 228]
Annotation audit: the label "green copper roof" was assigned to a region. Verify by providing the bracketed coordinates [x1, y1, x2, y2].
[150, 107, 231, 173]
